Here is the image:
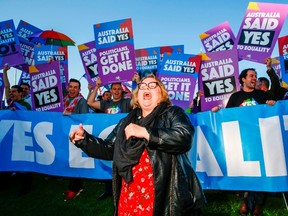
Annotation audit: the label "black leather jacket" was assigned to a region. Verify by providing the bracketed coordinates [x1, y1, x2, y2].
[75, 106, 205, 216]
[266, 68, 288, 101]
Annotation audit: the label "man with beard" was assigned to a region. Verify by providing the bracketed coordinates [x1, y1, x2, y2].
[224, 68, 275, 216]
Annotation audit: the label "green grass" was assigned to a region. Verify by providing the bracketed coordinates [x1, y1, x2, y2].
[0, 173, 114, 216]
[202, 191, 287, 216]
[0, 173, 287, 216]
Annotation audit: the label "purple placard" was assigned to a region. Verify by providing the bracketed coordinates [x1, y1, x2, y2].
[94, 18, 136, 85]
[236, 2, 288, 63]
[29, 61, 63, 112]
[271, 57, 281, 80]
[0, 19, 24, 69]
[135, 47, 160, 78]
[200, 21, 236, 53]
[0, 73, 3, 108]
[158, 53, 201, 110]
[199, 49, 240, 111]
[278, 35, 288, 88]
[158, 73, 196, 110]
[160, 53, 201, 75]
[34, 44, 68, 86]
[17, 71, 30, 86]
[78, 41, 98, 85]
[16, 41, 34, 73]
[16, 20, 42, 73]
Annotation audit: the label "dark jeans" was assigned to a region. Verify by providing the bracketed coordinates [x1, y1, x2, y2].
[240, 191, 266, 211]
[0, 172, 32, 195]
[103, 180, 112, 194]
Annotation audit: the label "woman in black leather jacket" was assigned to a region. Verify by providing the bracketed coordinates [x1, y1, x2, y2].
[70, 74, 205, 216]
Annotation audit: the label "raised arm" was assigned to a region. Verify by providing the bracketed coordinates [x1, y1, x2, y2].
[87, 77, 102, 110]
[3, 64, 11, 99]
[265, 57, 281, 96]
[71, 122, 119, 160]
[86, 83, 94, 100]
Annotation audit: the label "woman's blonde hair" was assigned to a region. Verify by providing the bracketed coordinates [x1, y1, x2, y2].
[132, 73, 172, 108]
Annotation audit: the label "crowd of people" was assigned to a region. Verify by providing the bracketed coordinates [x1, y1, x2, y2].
[1, 56, 288, 215]
[197, 57, 287, 216]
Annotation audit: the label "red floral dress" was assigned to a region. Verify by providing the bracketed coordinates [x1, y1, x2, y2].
[118, 149, 155, 216]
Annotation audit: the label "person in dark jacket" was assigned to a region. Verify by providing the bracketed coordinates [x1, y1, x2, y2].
[257, 57, 288, 101]
[226, 68, 275, 216]
[69, 74, 205, 216]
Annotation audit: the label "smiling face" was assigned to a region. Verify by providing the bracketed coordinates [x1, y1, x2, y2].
[9, 87, 23, 101]
[68, 81, 81, 98]
[242, 70, 257, 92]
[137, 77, 162, 116]
[110, 83, 123, 102]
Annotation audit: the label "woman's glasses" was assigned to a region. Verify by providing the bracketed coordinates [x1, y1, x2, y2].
[137, 82, 159, 90]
